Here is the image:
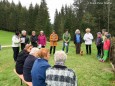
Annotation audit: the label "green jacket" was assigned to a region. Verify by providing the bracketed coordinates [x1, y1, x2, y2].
[62, 33, 71, 42]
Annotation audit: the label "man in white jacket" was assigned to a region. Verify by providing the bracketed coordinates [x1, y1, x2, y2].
[83, 28, 93, 55]
[12, 31, 21, 62]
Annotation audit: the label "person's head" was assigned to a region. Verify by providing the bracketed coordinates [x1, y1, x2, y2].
[104, 32, 108, 36]
[22, 30, 26, 36]
[52, 30, 55, 34]
[40, 30, 44, 35]
[85, 28, 91, 33]
[102, 29, 106, 35]
[75, 29, 80, 34]
[24, 44, 33, 53]
[65, 29, 68, 34]
[32, 31, 36, 36]
[15, 31, 20, 36]
[105, 34, 111, 39]
[97, 32, 102, 38]
[29, 48, 40, 57]
[54, 51, 67, 66]
[39, 48, 50, 61]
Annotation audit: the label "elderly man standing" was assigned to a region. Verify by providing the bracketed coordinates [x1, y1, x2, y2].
[46, 51, 77, 86]
[20, 30, 30, 50]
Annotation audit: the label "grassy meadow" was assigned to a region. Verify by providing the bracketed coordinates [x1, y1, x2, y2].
[0, 30, 115, 86]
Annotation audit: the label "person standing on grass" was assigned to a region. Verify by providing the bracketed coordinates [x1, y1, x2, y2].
[83, 28, 93, 55]
[20, 30, 30, 50]
[12, 31, 21, 62]
[100, 34, 111, 62]
[95, 32, 103, 59]
[30, 31, 38, 47]
[31, 48, 50, 86]
[23, 48, 40, 82]
[74, 29, 83, 54]
[45, 51, 77, 86]
[15, 44, 33, 75]
[62, 29, 71, 54]
[50, 30, 58, 54]
[38, 31, 47, 48]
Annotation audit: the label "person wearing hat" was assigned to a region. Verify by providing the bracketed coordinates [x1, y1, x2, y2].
[15, 44, 33, 75]
[45, 51, 77, 86]
[100, 34, 111, 62]
[95, 32, 103, 59]
[49, 30, 58, 54]
[37, 30, 47, 48]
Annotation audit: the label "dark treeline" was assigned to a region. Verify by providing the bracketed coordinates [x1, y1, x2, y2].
[0, 0, 115, 39]
[0, 0, 52, 37]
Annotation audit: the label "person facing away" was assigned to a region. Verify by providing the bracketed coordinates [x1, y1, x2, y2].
[30, 31, 38, 47]
[110, 35, 115, 70]
[100, 34, 111, 62]
[38, 31, 47, 48]
[74, 29, 83, 54]
[20, 30, 30, 50]
[83, 28, 93, 55]
[50, 30, 58, 54]
[95, 32, 103, 59]
[31, 48, 51, 86]
[12, 31, 21, 62]
[15, 44, 33, 75]
[23, 48, 40, 82]
[46, 51, 77, 86]
[62, 29, 71, 54]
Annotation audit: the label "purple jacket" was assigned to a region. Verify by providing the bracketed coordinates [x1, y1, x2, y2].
[38, 35, 46, 46]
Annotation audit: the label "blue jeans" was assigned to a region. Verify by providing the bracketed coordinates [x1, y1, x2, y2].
[62, 42, 69, 53]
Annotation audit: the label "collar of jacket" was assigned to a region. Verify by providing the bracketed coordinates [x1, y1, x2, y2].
[53, 65, 67, 69]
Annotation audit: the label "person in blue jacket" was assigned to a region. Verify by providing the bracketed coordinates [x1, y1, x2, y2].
[31, 48, 50, 86]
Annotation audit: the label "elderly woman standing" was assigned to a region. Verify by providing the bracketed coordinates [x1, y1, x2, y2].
[38, 31, 47, 48]
[74, 29, 82, 54]
[83, 28, 93, 55]
[46, 51, 77, 86]
[50, 30, 58, 54]
[20, 30, 30, 50]
[31, 48, 50, 86]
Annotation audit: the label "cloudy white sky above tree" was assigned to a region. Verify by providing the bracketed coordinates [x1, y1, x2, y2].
[8, 0, 74, 23]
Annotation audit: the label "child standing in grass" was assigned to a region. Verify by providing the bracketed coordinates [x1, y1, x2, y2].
[96, 32, 103, 59]
[100, 34, 111, 62]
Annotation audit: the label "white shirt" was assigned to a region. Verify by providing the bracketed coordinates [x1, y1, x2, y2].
[12, 35, 20, 47]
[83, 33, 93, 45]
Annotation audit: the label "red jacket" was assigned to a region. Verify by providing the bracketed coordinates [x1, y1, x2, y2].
[38, 35, 46, 46]
[103, 39, 110, 50]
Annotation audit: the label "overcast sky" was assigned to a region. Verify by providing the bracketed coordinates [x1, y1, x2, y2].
[8, 0, 74, 23]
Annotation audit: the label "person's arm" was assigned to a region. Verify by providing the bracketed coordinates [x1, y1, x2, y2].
[89, 33, 93, 40]
[44, 35, 47, 46]
[62, 34, 66, 42]
[50, 34, 53, 41]
[55, 34, 58, 41]
[67, 34, 71, 42]
[80, 35, 83, 44]
[83, 34, 86, 41]
[12, 36, 20, 44]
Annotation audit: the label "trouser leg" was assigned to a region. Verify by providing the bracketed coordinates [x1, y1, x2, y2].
[53, 46, 56, 54]
[62, 42, 65, 51]
[50, 46, 53, 54]
[89, 45, 91, 54]
[86, 45, 88, 54]
[103, 50, 109, 61]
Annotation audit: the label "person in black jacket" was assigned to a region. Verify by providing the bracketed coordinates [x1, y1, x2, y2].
[23, 48, 40, 82]
[74, 29, 83, 54]
[15, 44, 33, 75]
[30, 31, 38, 47]
[20, 30, 30, 50]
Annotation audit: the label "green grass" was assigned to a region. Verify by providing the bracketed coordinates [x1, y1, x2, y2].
[0, 30, 115, 86]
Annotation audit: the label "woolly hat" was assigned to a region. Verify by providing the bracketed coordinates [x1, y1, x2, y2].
[106, 34, 111, 38]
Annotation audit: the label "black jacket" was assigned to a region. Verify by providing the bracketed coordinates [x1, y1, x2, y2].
[23, 55, 37, 82]
[74, 34, 83, 44]
[30, 35, 38, 47]
[15, 50, 29, 74]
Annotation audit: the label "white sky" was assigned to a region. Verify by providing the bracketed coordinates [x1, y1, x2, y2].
[8, 0, 74, 23]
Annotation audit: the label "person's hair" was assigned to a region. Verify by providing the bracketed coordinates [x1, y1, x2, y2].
[39, 48, 49, 58]
[54, 51, 67, 64]
[102, 29, 106, 32]
[85, 28, 91, 32]
[97, 32, 101, 35]
[15, 31, 20, 36]
[32, 31, 35, 34]
[75, 29, 80, 34]
[29, 48, 39, 55]
[40, 30, 44, 33]
[24, 44, 32, 51]
[21, 30, 26, 34]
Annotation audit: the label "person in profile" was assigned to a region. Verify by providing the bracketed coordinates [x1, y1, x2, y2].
[12, 31, 21, 62]
[20, 30, 30, 50]
[23, 48, 40, 82]
[30, 31, 38, 47]
[31, 48, 50, 86]
[46, 51, 77, 86]
[15, 44, 33, 75]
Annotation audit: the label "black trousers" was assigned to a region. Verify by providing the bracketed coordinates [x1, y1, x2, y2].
[12, 47, 19, 62]
[86, 45, 91, 54]
[97, 45, 102, 56]
[50, 46, 56, 54]
[75, 43, 81, 54]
